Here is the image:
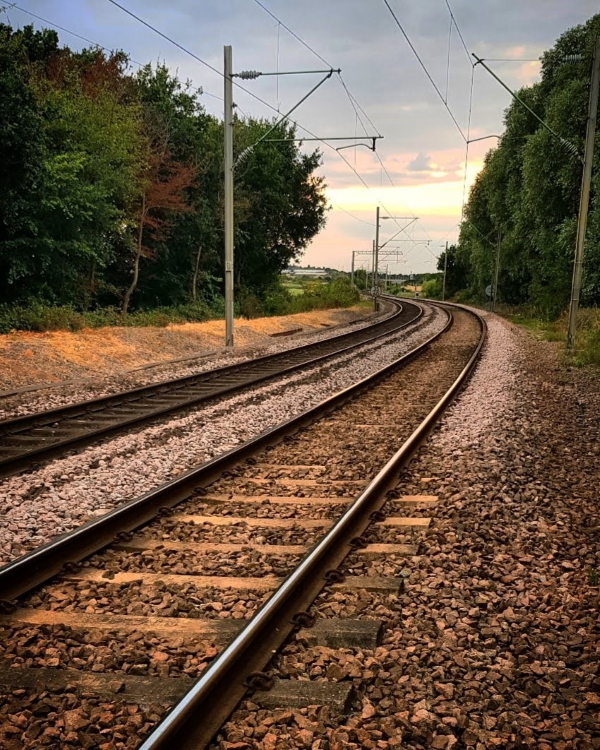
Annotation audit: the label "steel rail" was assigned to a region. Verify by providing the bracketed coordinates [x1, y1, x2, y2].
[0, 301, 448, 602]
[138, 303, 486, 750]
[0, 299, 422, 476]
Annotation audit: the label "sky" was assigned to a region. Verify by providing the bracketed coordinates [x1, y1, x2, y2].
[5, 0, 599, 275]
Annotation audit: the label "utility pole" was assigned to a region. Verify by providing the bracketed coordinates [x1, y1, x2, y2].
[224, 46, 234, 348]
[350, 250, 355, 288]
[222, 51, 364, 347]
[441, 241, 448, 301]
[492, 230, 501, 312]
[373, 206, 380, 311]
[370, 241, 375, 289]
[567, 36, 600, 350]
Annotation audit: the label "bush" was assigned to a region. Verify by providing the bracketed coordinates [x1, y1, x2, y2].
[421, 278, 442, 299]
[453, 289, 474, 304]
[0, 301, 217, 334]
[0, 279, 361, 334]
[263, 277, 360, 317]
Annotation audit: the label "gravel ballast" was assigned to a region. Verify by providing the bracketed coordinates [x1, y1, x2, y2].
[0, 306, 483, 750]
[0, 303, 394, 421]
[0, 304, 444, 565]
[214, 311, 600, 749]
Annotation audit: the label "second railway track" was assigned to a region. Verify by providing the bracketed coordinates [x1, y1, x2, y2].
[0, 302, 485, 749]
[0, 299, 422, 477]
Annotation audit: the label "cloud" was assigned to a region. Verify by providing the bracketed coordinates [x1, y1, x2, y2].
[407, 152, 434, 171]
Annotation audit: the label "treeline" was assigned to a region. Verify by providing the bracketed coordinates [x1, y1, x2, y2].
[0, 24, 328, 321]
[451, 13, 600, 316]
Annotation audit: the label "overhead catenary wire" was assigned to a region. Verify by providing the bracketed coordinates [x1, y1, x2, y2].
[460, 63, 476, 218]
[6, 2, 228, 104]
[445, 15, 452, 103]
[104, 0, 410, 237]
[5, 1, 145, 65]
[247, 0, 450, 264]
[381, 0, 467, 141]
[105, 0, 293, 118]
[11, 0, 431, 255]
[251, 0, 331, 68]
[247, 0, 432, 237]
[331, 203, 374, 226]
[443, 0, 471, 63]
[12, 0, 451, 267]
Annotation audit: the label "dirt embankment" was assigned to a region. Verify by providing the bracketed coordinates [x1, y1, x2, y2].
[0, 306, 372, 393]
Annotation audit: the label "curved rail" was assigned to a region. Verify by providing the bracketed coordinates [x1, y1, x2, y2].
[0, 299, 422, 476]
[138, 302, 486, 750]
[0, 300, 446, 601]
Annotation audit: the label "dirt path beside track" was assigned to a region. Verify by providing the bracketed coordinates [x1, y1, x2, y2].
[0, 306, 372, 392]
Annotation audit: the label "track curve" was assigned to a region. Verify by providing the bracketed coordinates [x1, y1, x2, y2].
[0, 299, 422, 476]
[0, 300, 485, 750]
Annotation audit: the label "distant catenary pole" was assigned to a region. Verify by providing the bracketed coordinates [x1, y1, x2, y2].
[441, 241, 448, 301]
[373, 207, 380, 311]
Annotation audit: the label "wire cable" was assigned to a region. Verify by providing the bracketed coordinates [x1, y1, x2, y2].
[443, 0, 471, 63]
[247, 0, 426, 236]
[381, 0, 467, 141]
[251, 0, 331, 67]
[331, 203, 374, 226]
[10, 0, 400, 238]
[104, 0, 423, 240]
[445, 15, 452, 103]
[6, 1, 144, 65]
[460, 63, 476, 217]
[8, 1, 227, 105]
[337, 75, 382, 136]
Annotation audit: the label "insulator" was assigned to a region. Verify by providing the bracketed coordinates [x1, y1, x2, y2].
[560, 138, 580, 158]
[237, 70, 262, 80]
[234, 146, 253, 167]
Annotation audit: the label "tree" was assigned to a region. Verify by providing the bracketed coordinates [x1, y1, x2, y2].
[232, 119, 328, 297]
[437, 245, 469, 299]
[458, 12, 600, 315]
[0, 28, 144, 307]
[0, 23, 328, 316]
[123, 150, 196, 313]
[0, 25, 54, 301]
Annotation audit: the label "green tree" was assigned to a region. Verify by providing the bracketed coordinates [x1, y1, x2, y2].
[458, 13, 600, 315]
[233, 119, 328, 297]
[0, 24, 329, 318]
[0, 24, 55, 301]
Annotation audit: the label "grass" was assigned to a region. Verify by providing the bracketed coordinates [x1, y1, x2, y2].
[1, 279, 362, 334]
[0, 301, 221, 334]
[504, 306, 600, 368]
[282, 283, 305, 297]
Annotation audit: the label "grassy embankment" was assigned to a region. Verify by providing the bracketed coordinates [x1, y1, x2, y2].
[496, 305, 600, 367]
[0, 278, 364, 334]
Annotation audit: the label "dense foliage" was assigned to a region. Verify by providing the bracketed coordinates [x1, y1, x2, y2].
[0, 24, 328, 318]
[457, 14, 600, 316]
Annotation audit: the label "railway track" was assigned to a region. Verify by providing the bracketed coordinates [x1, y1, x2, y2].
[0, 298, 422, 477]
[0, 301, 485, 750]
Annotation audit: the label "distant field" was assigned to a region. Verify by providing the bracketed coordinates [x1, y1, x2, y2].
[282, 281, 305, 296]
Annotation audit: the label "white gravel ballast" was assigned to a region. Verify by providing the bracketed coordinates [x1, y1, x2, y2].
[0, 303, 396, 421]
[0, 304, 446, 565]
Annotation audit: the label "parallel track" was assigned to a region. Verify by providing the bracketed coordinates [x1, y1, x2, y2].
[0, 301, 486, 750]
[0, 299, 422, 476]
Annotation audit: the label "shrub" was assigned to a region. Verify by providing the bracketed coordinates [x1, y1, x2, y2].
[0, 301, 217, 334]
[421, 278, 442, 299]
[0, 279, 361, 335]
